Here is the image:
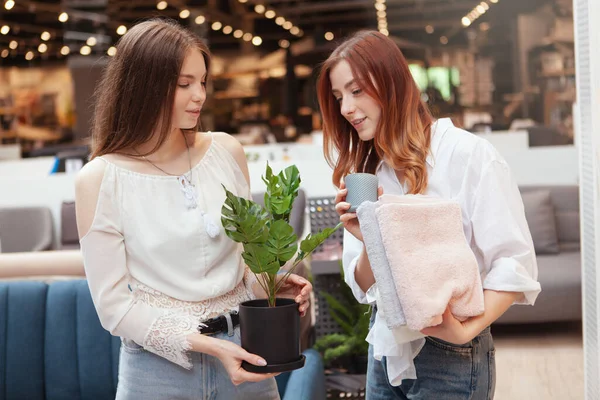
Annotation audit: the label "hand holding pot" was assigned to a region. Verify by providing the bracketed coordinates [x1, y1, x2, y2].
[276, 273, 312, 317]
[207, 337, 279, 385]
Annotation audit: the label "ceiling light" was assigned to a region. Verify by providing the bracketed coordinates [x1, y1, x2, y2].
[9, 40, 17, 49]
[490, 0, 498, 3]
[275, 17, 285, 26]
[222, 25, 232, 34]
[425, 25, 434, 34]
[41, 31, 51, 41]
[252, 36, 262, 46]
[462, 17, 472, 27]
[156, 1, 167, 10]
[440, 36, 448, 44]
[238, 0, 247, 3]
[233, 29, 243, 38]
[265, 10, 276, 19]
[117, 25, 127, 35]
[58, 12, 69, 22]
[254, 5, 265, 14]
[1, 25, 10, 35]
[282, 21, 292, 30]
[1, 49, 8, 58]
[379, 28, 389, 36]
[375, 3, 386, 11]
[324, 32, 334, 41]
[4, 0, 14, 11]
[38, 43, 47, 53]
[481, 2, 490, 10]
[279, 39, 290, 48]
[195, 15, 205, 25]
[290, 26, 300, 35]
[476, 5, 486, 13]
[211, 21, 222, 31]
[60, 46, 70, 55]
[80, 45, 91, 55]
[86, 37, 97, 46]
[179, 9, 190, 19]
[25, 51, 34, 60]
[243, 32, 252, 41]
[107, 46, 117, 56]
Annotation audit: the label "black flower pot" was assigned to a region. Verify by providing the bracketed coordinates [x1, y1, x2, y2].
[239, 298, 306, 373]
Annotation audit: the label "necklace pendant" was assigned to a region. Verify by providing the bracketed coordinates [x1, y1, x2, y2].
[178, 175, 198, 209]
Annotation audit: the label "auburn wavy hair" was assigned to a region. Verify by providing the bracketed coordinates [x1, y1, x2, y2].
[317, 31, 433, 194]
[91, 19, 211, 158]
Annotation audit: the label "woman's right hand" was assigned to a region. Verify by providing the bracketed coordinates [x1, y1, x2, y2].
[335, 181, 383, 242]
[212, 338, 278, 386]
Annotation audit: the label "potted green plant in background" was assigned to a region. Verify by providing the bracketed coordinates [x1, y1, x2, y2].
[221, 163, 341, 373]
[314, 265, 370, 374]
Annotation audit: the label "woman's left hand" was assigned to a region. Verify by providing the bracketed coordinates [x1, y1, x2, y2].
[420, 306, 479, 345]
[277, 273, 312, 317]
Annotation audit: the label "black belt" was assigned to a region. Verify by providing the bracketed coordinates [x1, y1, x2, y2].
[198, 311, 239, 335]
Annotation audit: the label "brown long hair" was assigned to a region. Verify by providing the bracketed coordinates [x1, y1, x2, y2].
[317, 31, 433, 194]
[91, 19, 211, 158]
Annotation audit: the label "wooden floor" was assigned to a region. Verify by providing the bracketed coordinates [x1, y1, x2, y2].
[493, 322, 584, 400]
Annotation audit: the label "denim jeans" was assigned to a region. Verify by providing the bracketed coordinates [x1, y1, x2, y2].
[116, 326, 280, 400]
[366, 308, 496, 400]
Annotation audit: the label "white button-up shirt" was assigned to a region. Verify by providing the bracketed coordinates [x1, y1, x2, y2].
[343, 117, 541, 306]
[342, 118, 542, 385]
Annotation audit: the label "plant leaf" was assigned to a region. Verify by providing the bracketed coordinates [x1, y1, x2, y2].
[297, 222, 343, 261]
[266, 219, 298, 264]
[221, 185, 270, 244]
[321, 292, 354, 329]
[262, 163, 301, 221]
[313, 333, 348, 351]
[242, 243, 281, 276]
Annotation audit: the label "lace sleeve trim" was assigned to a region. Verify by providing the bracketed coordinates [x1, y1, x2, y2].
[142, 312, 199, 370]
[131, 278, 253, 370]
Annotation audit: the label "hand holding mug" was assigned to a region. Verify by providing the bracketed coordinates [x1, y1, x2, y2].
[335, 173, 383, 242]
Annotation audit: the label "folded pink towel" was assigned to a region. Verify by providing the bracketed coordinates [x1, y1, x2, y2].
[375, 195, 485, 331]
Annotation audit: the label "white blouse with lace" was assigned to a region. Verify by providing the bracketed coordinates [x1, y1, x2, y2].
[80, 133, 257, 369]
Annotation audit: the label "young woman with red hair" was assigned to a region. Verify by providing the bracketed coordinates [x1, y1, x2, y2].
[318, 31, 540, 399]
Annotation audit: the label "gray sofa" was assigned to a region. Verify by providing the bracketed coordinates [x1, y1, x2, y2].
[495, 185, 581, 324]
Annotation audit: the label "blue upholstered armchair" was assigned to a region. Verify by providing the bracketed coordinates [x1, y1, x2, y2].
[0, 280, 325, 400]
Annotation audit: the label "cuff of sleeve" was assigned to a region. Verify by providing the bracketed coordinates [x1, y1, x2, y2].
[483, 257, 541, 306]
[142, 312, 198, 370]
[346, 256, 370, 305]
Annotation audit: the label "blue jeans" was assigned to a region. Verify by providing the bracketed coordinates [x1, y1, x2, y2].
[366, 309, 496, 400]
[116, 326, 280, 400]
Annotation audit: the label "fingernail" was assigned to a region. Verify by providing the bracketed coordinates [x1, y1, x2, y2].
[258, 359, 267, 366]
[299, 278, 307, 284]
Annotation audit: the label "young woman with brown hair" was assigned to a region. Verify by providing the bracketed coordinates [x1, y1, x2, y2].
[75, 19, 310, 400]
[317, 31, 540, 399]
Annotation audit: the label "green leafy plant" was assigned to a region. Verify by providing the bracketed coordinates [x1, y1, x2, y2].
[313, 264, 370, 368]
[221, 163, 342, 307]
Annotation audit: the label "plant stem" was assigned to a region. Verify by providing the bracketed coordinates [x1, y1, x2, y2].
[273, 258, 304, 294]
[255, 272, 270, 300]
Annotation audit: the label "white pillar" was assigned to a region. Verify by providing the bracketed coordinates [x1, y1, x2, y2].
[574, 0, 600, 399]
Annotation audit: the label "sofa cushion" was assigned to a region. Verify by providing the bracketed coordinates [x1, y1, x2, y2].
[521, 190, 560, 254]
[496, 251, 581, 323]
[0, 281, 47, 400]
